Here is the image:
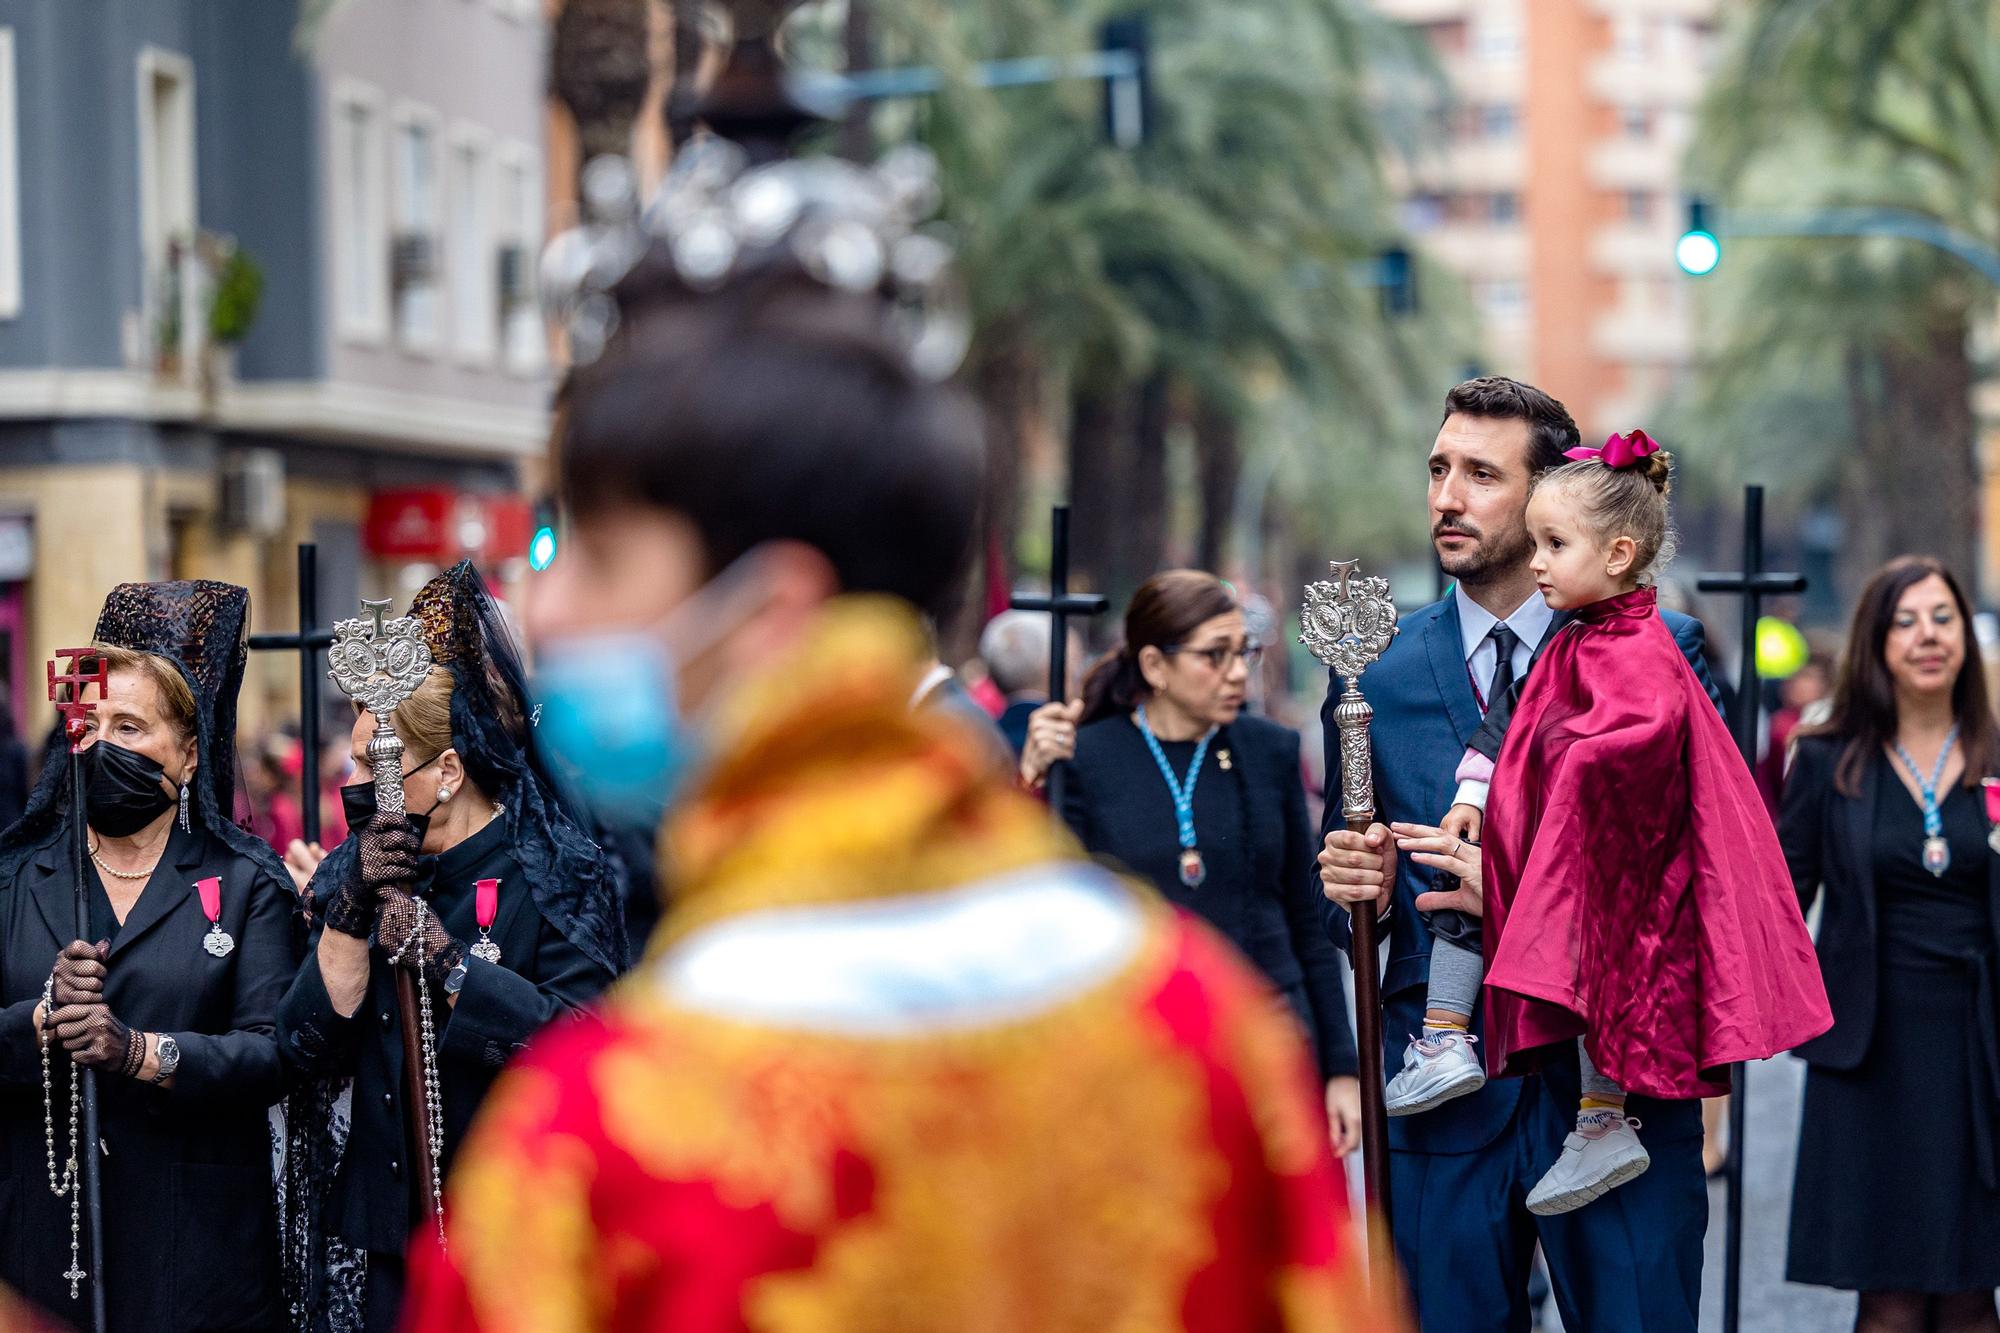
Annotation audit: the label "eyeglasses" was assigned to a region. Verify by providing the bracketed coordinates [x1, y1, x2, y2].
[1165, 642, 1265, 671]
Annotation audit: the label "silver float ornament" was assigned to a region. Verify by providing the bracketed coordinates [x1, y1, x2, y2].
[1299, 557, 1401, 1233]
[1301, 560, 1399, 823]
[326, 597, 450, 1246]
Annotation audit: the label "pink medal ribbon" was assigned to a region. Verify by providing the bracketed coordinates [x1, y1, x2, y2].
[470, 878, 503, 964]
[196, 876, 233, 957]
[1982, 779, 2000, 854]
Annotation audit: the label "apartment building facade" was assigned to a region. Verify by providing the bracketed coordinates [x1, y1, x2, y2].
[1373, 0, 1716, 437]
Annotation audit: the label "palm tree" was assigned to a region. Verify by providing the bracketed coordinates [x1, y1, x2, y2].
[870, 0, 1466, 613]
[551, 0, 656, 179]
[1679, 1, 2000, 596]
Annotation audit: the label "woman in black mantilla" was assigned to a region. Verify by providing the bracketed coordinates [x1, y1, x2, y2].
[1019, 569, 1362, 1157]
[1780, 556, 2000, 1333]
[0, 581, 301, 1332]
[278, 560, 623, 1333]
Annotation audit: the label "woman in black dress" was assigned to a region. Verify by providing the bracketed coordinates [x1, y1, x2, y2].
[1021, 569, 1360, 1154]
[279, 561, 624, 1332]
[1780, 555, 2000, 1333]
[0, 581, 300, 1331]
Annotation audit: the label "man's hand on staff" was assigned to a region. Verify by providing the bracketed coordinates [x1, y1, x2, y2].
[1398, 821, 1484, 916]
[1019, 700, 1083, 791]
[1318, 823, 1394, 916]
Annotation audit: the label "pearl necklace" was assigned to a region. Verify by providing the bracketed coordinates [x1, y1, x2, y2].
[88, 840, 160, 882]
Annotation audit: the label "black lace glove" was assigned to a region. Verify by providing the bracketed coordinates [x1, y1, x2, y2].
[51, 998, 136, 1073]
[51, 939, 108, 1010]
[378, 889, 468, 994]
[323, 812, 423, 939]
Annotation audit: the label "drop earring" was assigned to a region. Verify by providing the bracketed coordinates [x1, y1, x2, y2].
[178, 781, 190, 832]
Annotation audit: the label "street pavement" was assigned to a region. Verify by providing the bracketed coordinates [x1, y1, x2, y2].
[1541, 1051, 1854, 1331]
[1694, 1053, 1853, 1332]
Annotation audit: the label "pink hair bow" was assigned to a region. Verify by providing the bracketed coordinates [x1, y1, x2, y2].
[1564, 428, 1660, 470]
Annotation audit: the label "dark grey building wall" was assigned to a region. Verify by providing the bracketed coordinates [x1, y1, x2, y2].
[193, 0, 321, 381]
[0, 1, 321, 377]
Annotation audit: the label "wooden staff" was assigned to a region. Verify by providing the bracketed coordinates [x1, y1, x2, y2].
[1300, 561, 1399, 1270]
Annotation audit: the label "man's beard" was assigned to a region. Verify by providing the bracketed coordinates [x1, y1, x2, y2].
[1435, 520, 1534, 586]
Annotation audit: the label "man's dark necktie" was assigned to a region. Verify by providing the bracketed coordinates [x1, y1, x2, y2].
[1485, 623, 1520, 716]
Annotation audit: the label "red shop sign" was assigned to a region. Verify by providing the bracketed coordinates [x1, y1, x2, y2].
[364, 490, 454, 560]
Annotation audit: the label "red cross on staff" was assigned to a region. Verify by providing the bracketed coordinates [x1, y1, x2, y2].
[47, 649, 109, 751]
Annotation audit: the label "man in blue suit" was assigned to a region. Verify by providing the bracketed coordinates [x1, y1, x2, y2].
[1318, 376, 1722, 1332]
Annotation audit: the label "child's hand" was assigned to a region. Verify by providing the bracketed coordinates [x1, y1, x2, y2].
[1441, 803, 1483, 845]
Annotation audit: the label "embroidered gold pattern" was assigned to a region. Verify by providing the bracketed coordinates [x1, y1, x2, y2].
[590, 920, 1226, 1333]
[454, 1068, 604, 1333]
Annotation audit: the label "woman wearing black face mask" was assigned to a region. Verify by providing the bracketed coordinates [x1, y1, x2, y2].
[277, 561, 624, 1332]
[0, 582, 300, 1332]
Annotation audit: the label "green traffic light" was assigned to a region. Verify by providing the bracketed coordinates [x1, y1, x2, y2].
[1676, 229, 1721, 276]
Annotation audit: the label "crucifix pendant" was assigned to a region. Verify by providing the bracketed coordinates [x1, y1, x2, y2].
[1179, 848, 1206, 888]
[1923, 835, 1951, 877]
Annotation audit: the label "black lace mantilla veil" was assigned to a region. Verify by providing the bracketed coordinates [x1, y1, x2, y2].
[0, 582, 328, 1326]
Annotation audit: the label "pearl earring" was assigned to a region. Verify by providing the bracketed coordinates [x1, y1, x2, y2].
[438, 787, 452, 802]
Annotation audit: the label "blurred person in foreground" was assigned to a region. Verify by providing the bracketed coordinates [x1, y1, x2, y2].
[398, 132, 1388, 1332]
[1779, 557, 2000, 1331]
[1019, 571, 1362, 1157]
[277, 562, 624, 1332]
[0, 583, 300, 1330]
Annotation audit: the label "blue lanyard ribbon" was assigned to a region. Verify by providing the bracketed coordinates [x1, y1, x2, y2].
[1892, 724, 1960, 839]
[1137, 706, 1217, 851]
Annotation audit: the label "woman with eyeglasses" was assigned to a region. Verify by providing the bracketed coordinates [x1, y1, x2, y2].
[1021, 569, 1362, 1155]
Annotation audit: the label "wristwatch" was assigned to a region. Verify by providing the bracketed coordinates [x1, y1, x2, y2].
[443, 961, 470, 997]
[151, 1033, 180, 1085]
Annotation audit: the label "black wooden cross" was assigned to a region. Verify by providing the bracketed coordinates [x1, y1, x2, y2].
[245, 543, 335, 846]
[1008, 504, 1109, 812]
[1695, 483, 1807, 1333]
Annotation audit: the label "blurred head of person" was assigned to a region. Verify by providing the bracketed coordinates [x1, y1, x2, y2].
[1810, 555, 1996, 795]
[1079, 571, 1255, 738]
[1429, 376, 1580, 591]
[1780, 653, 1833, 714]
[524, 145, 985, 827]
[979, 611, 1053, 703]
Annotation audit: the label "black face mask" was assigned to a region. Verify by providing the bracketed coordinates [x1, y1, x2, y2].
[340, 753, 442, 843]
[84, 741, 180, 838]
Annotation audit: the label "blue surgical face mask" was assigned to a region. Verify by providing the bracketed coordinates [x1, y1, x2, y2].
[531, 551, 768, 833]
[534, 631, 690, 832]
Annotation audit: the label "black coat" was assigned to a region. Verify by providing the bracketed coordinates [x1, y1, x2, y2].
[0, 823, 299, 1332]
[277, 816, 616, 1265]
[1061, 712, 1357, 1079]
[1779, 732, 2000, 1069]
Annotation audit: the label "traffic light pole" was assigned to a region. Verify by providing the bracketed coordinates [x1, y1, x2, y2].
[1679, 201, 2000, 286]
[791, 19, 1151, 147]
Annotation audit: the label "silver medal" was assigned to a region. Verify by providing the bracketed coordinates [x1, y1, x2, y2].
[204, 924, 235, 958]
[470, 935, 502, 965]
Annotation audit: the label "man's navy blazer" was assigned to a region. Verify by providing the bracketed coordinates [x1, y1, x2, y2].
[1319, 591, 1724, 1155]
